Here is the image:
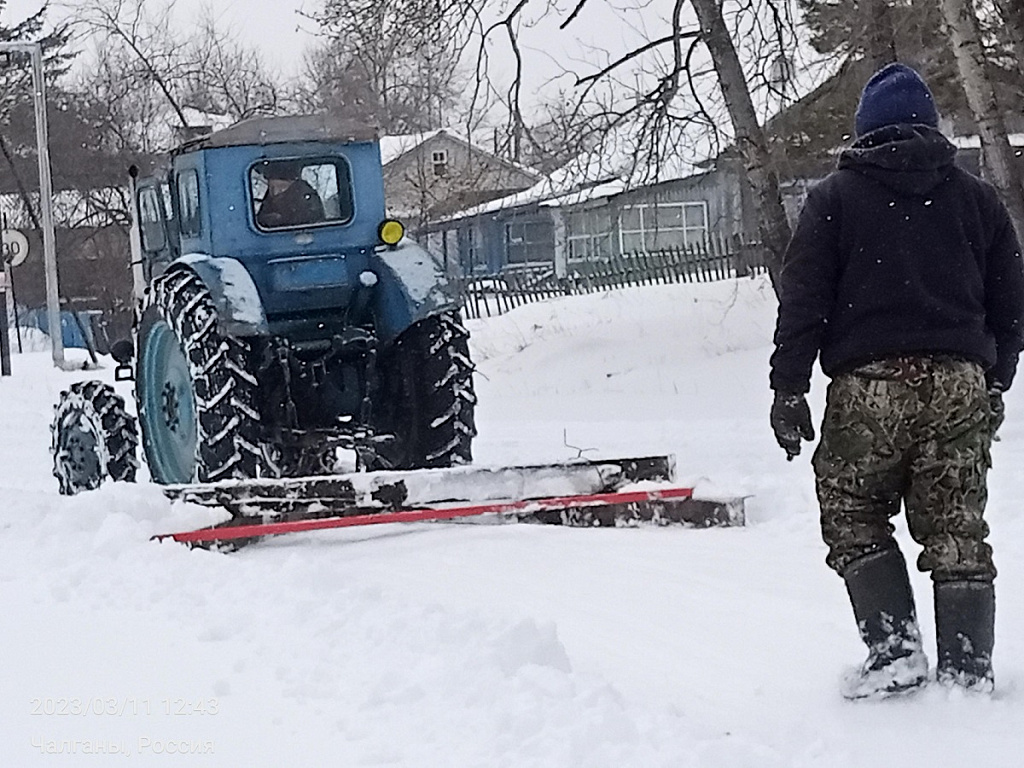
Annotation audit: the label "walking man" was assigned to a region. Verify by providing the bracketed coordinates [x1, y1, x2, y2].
[770, 63, 1024, 698]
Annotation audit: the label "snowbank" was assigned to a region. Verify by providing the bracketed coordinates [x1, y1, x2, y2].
[2, 275, 1023, 766]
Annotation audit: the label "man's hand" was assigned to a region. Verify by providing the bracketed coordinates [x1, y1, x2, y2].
[989, 388, 1005, 439]
[771, 391, 815, 460]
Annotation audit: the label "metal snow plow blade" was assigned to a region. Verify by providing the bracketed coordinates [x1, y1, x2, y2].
[155, 455, 744, 547]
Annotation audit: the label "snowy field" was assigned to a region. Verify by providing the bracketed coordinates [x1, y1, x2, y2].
[3, 274, 1024, 766]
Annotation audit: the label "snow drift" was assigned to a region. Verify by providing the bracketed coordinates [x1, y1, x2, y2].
[2, 274, 1023, 766]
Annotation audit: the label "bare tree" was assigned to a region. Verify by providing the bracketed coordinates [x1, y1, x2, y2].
[181, 12, 281, 120]
[992, 0, 1024, 66]
[304, 0, 477, 132]
[470, 0, 798, 290]
[66, 0, 283, 152]
[0, 3, 75, 119]
[939, 0, 1024, 237]
[67, 0, 196, 130]
[691, 0, 791, 286]
[865, 0, 898, 69]
[517, 95, 608, 175]
[0, 3, 75, 227]
[77, 41, 180, 154]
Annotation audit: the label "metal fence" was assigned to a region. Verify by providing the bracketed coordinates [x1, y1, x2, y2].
[456, 235, 768, 320]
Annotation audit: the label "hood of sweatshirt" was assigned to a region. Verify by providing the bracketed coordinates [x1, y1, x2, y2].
[837, 123, 957, 196]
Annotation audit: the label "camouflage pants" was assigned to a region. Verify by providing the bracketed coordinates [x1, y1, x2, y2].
[813, 356, 997, 582]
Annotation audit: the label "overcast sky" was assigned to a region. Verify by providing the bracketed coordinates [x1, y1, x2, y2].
[3, 0, 319, 75]
[1, 0, 680, 93]
[1, 0, 806, 162]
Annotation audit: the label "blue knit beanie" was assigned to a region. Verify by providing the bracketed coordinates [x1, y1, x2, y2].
[854, 63, 939, 137]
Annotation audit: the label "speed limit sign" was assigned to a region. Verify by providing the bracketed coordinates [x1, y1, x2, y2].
[2, 229, 29, 266]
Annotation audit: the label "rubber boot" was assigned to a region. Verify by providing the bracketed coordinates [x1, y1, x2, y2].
[840, 548, 929, 700]
[934, 580, 995, 693]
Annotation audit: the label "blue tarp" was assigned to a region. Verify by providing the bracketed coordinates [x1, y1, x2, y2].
[19, 308, 103, 350]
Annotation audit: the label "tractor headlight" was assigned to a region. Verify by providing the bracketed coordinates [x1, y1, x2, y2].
[378, 219, 404, 246]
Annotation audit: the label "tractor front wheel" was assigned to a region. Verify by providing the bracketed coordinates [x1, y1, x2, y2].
[137, 269, 265, 484]
[51, 381, 139, 496]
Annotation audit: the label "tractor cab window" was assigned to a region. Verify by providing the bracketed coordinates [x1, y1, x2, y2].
[250, 158, 353, 230]
[138, 186, 167, 252]
[177, 169, 201, 237]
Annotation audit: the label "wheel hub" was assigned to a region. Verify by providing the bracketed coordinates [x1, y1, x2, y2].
[161, 382, 181, 432]
[58, 414, 101, 483]
[139, 318, 198, 484]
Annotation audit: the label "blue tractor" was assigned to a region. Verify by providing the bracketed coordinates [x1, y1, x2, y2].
[51, 115, 476, 493]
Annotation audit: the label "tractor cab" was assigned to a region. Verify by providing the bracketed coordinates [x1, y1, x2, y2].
[131, 115, 412, 342]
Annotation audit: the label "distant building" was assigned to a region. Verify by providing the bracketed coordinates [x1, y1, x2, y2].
[380, 129, 540, 229]
[426, 57, 1024, 278]
[421, 150, 784, 277]
[424, 134, 1024, 279]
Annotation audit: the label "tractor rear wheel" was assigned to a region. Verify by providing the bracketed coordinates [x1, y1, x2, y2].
[137, 269, 265, 484]
[51, 381, 139, 496]
[375, 311, 476, 469]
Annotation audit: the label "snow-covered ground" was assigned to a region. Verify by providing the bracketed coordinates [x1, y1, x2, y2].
[3, 275, 1024, 766]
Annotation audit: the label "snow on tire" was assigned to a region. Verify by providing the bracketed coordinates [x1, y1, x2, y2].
[51, 380, 139, 496]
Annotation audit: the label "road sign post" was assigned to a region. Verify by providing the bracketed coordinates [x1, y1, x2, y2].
[1, 220, 26, 354]
[0, 270, 10, 376]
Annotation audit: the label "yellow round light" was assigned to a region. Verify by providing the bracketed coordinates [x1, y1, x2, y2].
[379, 219, 405, 245]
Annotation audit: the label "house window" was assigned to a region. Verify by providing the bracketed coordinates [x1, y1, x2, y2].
[177, 170, 201, 237]
[618, 202, 709, 253]
[567, 208, 612, 261]
[431, 149, 448, 177]
[505, 220, 554, 264]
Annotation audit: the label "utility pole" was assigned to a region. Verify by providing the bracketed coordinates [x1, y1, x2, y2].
[0, 41, 66, 369]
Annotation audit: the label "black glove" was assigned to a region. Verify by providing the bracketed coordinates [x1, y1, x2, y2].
[771, 391, 815, 460]
[989, 388, 1005, 439]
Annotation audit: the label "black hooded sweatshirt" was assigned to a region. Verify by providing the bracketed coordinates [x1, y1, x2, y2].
[770, 124, 1024, 394]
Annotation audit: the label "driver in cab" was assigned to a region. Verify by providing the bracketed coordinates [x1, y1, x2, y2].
[256, 161, 325, 229]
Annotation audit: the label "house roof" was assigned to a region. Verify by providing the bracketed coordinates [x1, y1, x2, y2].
[951, 133, 1024, 149]
[438, 138, 700, 223]
[379, 130, 445, 165]
[541, 181, 627, 209]
[764, 54, 1024, 175]
[378, 128, 541, 180]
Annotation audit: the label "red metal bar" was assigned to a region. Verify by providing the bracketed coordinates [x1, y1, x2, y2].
[157, 486, 695, 544]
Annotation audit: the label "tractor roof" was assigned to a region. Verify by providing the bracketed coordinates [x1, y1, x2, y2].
[178, 114, 379, 152]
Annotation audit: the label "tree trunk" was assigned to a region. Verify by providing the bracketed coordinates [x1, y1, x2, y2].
[992, 0, 1024, 66]
[939, 0, 1024, 239]
[689, 0, 791, 295]
[866, 0, 899, 70]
